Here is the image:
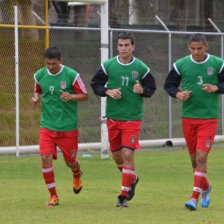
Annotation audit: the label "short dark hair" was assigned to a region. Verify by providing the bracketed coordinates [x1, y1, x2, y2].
[117, 32, 135, 45]
[189, 33, 207, 45]
[44, 47, 62, 60]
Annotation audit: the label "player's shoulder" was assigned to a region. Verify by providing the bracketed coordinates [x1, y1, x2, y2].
[63, 65, 77, 73]
[175, 55, 190, 65]
[35, 67, 48, 80]
[133, 57, 148, 67]
[102, 56, 118, 70]
[103, 56, 117, 65]
[133, 57, 149, 74]
[62, 65, 79, 78]
[208, 54, 224, 65]
[174, 55, 191, 70]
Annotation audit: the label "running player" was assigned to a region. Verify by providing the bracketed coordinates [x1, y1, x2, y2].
[90, 32, 156, 207]
[164, 33, 224, 210]
[31, 47, 88, 207]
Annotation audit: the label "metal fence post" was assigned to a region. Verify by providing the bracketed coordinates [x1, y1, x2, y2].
[155, 15, 172, 139]
[14, 6, 19, 157]
[208, 18, 224, 135]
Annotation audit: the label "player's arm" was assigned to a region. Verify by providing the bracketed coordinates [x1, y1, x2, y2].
[164, 67, 181, 98]
[164, 68, 191, 101]
[138, 71, 156, 98]
[90, 66, 109, 97]
[31, 80, 42, 106]
[217, 65, 224, 93]
[60, 74, 88, 102]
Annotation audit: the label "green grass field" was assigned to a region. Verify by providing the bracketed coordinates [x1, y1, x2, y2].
[1, 147, 224, 224]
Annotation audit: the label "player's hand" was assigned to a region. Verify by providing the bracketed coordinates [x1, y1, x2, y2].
[106, 88, 121, 100]
[31, 93, 40, 106]
[133, 80, 143, 94]
[31, 97, 39, 106]
[202, 84, 218, 93]
[176, 91, 192, 101]
[60, 90, 72, 102]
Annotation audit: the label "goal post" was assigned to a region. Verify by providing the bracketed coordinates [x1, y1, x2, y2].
[55, 0, 109, 159]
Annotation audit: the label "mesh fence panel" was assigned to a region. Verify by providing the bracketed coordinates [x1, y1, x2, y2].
[0, 28, 15, 146]
[0, 27, 45, 147]
[0, 2, 46, 147]
[19, 29, 45, 146]
[0, 4, 224, 147]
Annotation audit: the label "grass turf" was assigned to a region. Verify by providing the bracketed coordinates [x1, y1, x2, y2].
[0, 148, 224, 224]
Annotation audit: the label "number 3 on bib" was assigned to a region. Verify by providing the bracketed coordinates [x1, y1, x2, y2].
[197, 76, 203, 85]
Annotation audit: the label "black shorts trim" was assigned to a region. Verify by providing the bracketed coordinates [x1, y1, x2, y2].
[122, 145, 135, 151]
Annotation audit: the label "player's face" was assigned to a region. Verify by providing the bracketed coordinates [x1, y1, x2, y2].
[45, 57, 62, 74]
[117, 39, 135, 62]
[188, 41, 208, 62]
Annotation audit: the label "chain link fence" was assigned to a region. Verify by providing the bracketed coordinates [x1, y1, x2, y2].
[0, 26, 45, 146]
[0, 1, 46, 147]
[0, 2, 223, 148]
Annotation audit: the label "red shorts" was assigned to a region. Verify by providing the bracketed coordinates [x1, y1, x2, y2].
[107, 119, 141, 151]
[182, 118, 217, 154]
[39, 128, 79, 162]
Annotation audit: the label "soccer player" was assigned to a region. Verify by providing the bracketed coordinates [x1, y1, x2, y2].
[31, 47, 88, 207]
[164, 33, 224, 210]
[90, 32, 156, 207]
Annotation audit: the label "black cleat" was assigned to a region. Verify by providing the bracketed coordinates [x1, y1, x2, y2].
[127, 176, 139, 201]
[117, 195, 128, 207]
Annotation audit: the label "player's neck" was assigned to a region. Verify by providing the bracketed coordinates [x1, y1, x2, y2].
[192, 53, 208, 63]
[49, 64, 62, 75]
[118, 55, 133, 64]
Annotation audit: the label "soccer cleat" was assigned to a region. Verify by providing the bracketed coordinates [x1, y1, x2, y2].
[45, 195, 59, 207]
[127, 176, 139, 201]
[73, 176, 83, 194]
[201, 183, 212, 208]
[117, 195, 128, 207]
[185, 198, 198, 210]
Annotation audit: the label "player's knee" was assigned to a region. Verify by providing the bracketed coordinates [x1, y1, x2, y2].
[41, 153, 53, 166]
[112, 152, 122, 164]
[196, 155, 207, 166]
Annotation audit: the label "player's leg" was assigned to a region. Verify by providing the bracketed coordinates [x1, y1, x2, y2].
[189, 153, 196, 173]
[39, 128, 59, 207]
[117, 121, 141, 205]
[189, 150, 209, 207]
[196, 121, 217, 208]
[184, 120, 217, 210]
[107, 119, 123, 172]
[58, 130, 83, 194]
[107, 119, 128, 207]
[183, 119, 197, 173]
[41, 154, 59, 207]
[111, 149, 128, 207]
[122, 121, 141, 201]
[111, 150, 123, 172]
[66, 159, 83, 194]
[119, 148, 136, 203]
[182, 120, 198, 210]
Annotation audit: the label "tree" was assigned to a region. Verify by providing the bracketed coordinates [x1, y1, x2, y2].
[203, 0, 214, 31]
[0, 0, 39, 40]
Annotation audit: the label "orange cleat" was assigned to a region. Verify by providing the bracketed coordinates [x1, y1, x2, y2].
[73, 177, 83, 194]
[45, 195, 59, 207]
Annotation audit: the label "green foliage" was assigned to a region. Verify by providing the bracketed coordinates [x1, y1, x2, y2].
[0, 148, 224, 224]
